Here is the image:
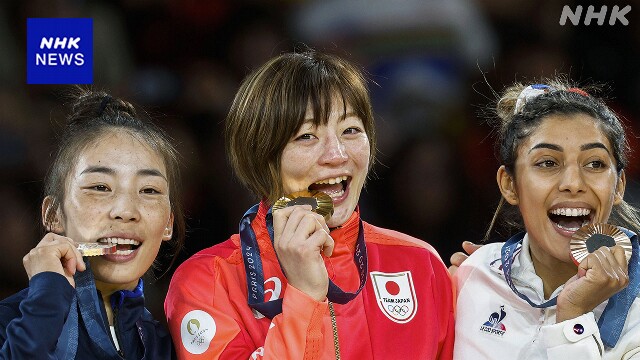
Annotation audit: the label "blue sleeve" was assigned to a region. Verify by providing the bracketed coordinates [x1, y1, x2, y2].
[0, 272, 75, 359]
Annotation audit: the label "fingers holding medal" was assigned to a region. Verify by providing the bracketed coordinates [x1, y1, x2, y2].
[571, 223, 630, 286]
[272, 191, 335, 301]
[24, 233, 87, 287]
[557, 223, 631, 322]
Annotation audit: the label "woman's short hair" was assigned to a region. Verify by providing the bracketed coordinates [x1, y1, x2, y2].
[225, 49, 376, 204]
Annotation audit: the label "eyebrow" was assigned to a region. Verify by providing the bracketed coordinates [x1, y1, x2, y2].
[80, 166, 115, 175]
[580, 142, 611, 154]
[80, 166, 167, 180]
[138, 168, 168, 180]
[528, 142, 611, 154]
[528, 143, 561, 153]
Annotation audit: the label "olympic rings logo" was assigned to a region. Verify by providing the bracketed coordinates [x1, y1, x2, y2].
[387, 304, 409, 316]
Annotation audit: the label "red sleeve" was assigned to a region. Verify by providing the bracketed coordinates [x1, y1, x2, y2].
[165, 252, 247, 359]
[434, 254, 456, 360]
[262, 285, 331, 359]
[420, 242, 456, 359]
[165, 249, 334, 360]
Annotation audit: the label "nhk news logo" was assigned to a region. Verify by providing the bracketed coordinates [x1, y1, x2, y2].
[27, 18, 93, 84]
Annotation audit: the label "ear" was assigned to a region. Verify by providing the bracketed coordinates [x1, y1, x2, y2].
[162, 213, 175, 241]
[41, 196, 64, 234]
[614, 170, 626, 205]
[497, 166, 519, 205]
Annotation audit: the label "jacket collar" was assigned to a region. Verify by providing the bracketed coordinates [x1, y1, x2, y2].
[108, 278, 145, 327]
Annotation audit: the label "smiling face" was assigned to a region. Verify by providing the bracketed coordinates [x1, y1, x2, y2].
[55, 130, 173, 293]
[280, 98, 370, 228]
[499, 113, 625, 267]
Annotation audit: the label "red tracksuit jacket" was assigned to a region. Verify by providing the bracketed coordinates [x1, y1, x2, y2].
[165, 203, 455, 359]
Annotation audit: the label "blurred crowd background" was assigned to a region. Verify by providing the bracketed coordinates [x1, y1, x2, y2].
[2, 0, 640, 323]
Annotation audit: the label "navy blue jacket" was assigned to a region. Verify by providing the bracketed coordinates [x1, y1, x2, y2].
[0, 272, 173, 359]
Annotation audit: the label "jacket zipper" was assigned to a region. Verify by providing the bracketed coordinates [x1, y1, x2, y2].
[113, 306, 125, 358]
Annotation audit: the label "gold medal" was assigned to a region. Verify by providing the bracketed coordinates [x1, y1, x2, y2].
[76, 242, 117, 257]
[272, 190, 334, 222]
[570, 223, 632, 265]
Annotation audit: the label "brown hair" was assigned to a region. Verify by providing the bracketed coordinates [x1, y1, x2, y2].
[225, 49, 376, 204]
[43, 88, 185, 273]
[486, 78, 640, 240]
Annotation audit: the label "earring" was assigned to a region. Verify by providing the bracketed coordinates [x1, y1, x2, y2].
[163, 227, 173, 239]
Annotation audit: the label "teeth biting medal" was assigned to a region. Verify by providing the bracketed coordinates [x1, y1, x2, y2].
[570, 223, 632, 265]
[76, 242, 117, 257]
[272, 190, 334, 221]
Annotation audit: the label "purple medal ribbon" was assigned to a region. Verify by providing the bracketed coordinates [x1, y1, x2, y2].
[239, 204, 368, 319]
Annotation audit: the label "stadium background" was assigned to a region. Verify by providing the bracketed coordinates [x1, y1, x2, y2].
[1, 0, 639, 323]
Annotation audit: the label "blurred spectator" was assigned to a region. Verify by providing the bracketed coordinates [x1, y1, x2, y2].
[291, 0, 498, 256]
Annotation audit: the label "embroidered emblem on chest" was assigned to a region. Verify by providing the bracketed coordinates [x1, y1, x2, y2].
[479, 305, 507, 337]
[370, 271, 418, 323]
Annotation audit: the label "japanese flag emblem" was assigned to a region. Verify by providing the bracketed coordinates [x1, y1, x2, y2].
[370, 271, 418, 323]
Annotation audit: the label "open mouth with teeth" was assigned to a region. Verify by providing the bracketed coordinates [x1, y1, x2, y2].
[307, 175, 350, 202]
[98, 237, 141, 255]
[548, 208, 593, 232]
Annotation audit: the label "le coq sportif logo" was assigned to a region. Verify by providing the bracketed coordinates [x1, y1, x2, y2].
[27, 18, 93, 84]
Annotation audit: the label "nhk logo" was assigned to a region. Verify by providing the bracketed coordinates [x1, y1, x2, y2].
[27, 18, 93, 84]
[560, 5, 631, 26]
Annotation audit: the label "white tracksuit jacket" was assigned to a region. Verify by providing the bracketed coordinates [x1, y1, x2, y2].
[454, 234, 640, 359]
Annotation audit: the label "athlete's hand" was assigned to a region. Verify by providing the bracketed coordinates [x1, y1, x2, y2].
[448, 241, 483, 275]
[557, 245, 629, 322]
[23, 233, 86, 288]
[272, 205, 334, 302]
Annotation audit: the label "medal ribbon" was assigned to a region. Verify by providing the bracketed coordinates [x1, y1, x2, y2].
[501, 232, 558, 308]
[598, 228, 640, 348]
[56, 261, 122, 359]
[501, 230, 640, 348]
[239, 203, 368, 319]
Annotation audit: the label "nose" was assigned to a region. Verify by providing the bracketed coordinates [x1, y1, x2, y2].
[558, 164, 587, 194]
[319, 133, 348, 165]
[110, 191, 140, 222]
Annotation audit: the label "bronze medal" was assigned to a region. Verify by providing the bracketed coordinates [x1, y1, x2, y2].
[76, 242, 117, 257]
[570, 223, 632, 265]
[272, 190, 334, 222]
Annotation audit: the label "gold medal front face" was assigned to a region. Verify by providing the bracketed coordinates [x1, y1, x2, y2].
[272, 190, 334, 222]
[76, 242, 117, 257]
[570, 223, 632, 265]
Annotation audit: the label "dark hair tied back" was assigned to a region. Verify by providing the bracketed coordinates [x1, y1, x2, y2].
[485, 77, 640, 241]
[44, 87, 186, 276]
[97, 95, 112, 116]
[68, 89, 138, 128]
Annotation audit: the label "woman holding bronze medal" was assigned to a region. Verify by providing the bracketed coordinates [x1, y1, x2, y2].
[0, 89, 185, 359]
[165, 49, 455, 359]
[453, 79, 640, 359]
